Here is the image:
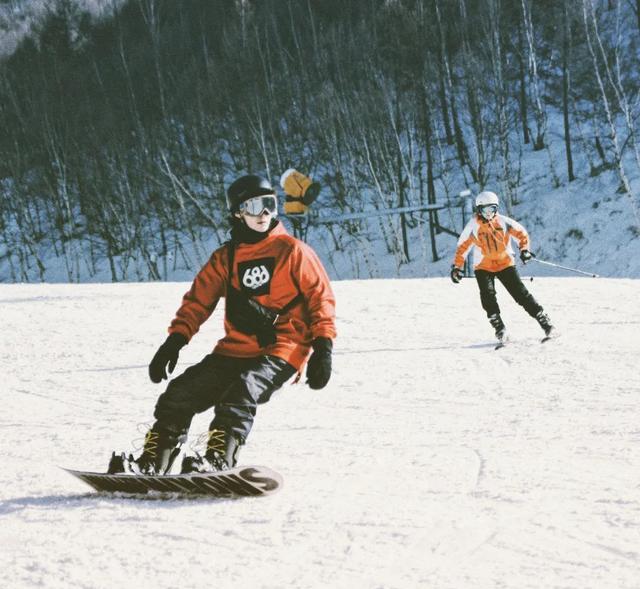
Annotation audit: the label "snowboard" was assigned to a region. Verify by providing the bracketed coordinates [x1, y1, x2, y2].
[63, 465, 283, 498]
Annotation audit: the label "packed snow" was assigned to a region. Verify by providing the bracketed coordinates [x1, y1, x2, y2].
[1, 276, 639, 589]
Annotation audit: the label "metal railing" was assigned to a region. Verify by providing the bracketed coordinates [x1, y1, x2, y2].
[283, 189, 474, 264]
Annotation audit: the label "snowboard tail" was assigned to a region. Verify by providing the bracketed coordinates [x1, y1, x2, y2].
[63, 465, 282, 497]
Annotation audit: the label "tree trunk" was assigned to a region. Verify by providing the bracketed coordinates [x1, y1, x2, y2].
[420, 82, 439, 262]
[394, 94, 410, 263]
[433, 0, 454, 145]
[562, 0, 575, 182]
[520, 0, 547, 150]
[516, 22, 531, 144]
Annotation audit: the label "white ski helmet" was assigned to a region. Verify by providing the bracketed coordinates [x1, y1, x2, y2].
[475, 191, 499, 208]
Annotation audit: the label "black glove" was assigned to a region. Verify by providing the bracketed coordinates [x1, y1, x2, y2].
[306, 337, 333, 390]
[450, 265, 463, 284]
[148, 333, 188, 383]
[520, 249, 535, 264]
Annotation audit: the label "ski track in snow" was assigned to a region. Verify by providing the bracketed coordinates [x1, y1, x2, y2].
[1, 278, 639, 589]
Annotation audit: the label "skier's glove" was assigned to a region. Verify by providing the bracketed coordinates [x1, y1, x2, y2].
[306, 337, 333, 390]
[520, 249, 535, 264]
[148, 332, 188, 383]
[450, 265, 464, 284]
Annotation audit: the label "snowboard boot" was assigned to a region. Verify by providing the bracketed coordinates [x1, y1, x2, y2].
[181, 428, 241, 474]
[107, 426, 185, 475]
[133, 426, 185, 475]
[535, 310, 554, 337]
[488, 313, 506, 342]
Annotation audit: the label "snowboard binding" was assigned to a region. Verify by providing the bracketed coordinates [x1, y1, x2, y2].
[107, 445, 183, 476]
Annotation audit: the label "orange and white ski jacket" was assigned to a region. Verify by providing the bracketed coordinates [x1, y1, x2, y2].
[167, 223, 336, 370]
[453, 213, 530, 273]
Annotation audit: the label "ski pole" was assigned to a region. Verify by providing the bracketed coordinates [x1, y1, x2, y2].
[530, 257, 599, 277]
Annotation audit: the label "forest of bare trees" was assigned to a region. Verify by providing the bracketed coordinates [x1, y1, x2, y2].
[0, 0, 639, 281]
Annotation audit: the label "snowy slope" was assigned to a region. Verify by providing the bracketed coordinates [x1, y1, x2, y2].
[1, 277, 639, 589]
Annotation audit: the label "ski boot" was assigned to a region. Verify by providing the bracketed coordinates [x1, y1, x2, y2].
[181, 428, 241, 474]
[107, 426, 185, 475]
[488, 313, 507, 347]
[535, 310, 554, 340]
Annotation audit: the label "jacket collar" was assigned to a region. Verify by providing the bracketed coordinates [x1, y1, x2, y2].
[230, 218, 288, 244]
[476, 213, 500, 225]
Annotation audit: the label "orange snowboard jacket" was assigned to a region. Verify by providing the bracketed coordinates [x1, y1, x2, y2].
[168, 222, 336, 370]
[453, 213, 530, 273]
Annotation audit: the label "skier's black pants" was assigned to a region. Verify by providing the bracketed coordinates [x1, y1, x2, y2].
[475, 266, 543, 318]
[152, 354, 296, 444]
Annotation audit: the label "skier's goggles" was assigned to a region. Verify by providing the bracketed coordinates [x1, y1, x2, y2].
[239, 195, 278, 216]
[479, 204, 498, 215]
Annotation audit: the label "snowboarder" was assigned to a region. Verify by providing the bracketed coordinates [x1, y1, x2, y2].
[450, 190, 553, 345]
[111, 174, 336, 475]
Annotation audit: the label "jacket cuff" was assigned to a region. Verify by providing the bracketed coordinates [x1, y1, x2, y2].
[167, 331, 189, 348]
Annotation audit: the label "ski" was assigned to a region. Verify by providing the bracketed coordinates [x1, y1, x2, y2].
[541, 328, 558, 343]
[492, 332, 557, 347]
[63, 465, 283, 498]
[494, 333, 507, 350]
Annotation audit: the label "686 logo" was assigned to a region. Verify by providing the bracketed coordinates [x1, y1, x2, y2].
[243, 265, 269, 289]
[238, 258, 275, 296]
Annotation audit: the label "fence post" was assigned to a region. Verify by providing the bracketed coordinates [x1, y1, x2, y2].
[459, 189, 473, 277]
[428, 208, 439, 262]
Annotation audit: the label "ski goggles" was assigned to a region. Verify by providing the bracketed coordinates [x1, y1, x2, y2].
[479, 204, 498, 217]
[238, 195, 278, 216]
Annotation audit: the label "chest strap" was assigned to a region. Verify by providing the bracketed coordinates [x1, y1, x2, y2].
[226, 241, 304, 316]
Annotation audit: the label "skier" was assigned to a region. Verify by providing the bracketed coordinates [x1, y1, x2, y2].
[110, 174, 336, 475]
[449, 190, 553, 345]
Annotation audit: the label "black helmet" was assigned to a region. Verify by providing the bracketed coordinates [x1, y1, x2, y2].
[226, 175, 275, 212]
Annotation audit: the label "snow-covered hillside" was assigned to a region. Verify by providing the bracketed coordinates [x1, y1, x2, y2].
[2, 142, 638, 283]
[314, 137, 640, 282]
[1, 277, 638, 589]
[0, 0, 122, 57]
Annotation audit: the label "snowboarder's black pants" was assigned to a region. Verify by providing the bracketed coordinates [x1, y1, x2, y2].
[475, 266, 543, 318]
[152, 354, 296, 444]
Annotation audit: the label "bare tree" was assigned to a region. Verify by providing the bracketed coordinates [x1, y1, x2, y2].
[485, 0, 517, 210]
[515, 19, 531, 145]
[520, 0, 547, 150]
[582, 0, 640, 224]
[562, 0, 576, 182]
